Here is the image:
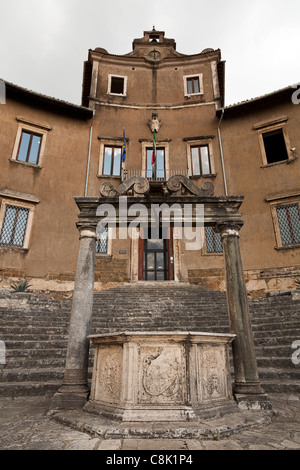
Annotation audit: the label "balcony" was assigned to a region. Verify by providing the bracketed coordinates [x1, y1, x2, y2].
[121, 168, 189, 182]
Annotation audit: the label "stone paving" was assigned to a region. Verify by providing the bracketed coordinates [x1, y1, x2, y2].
[0, 395, 300, 451]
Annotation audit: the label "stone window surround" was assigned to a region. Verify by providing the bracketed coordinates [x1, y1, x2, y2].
[183, 73, 204, 97]
[10, 116, 52, 168]
[185, 137, 216, 178]
[254, 116, 293, 167]
[267, 193, 300, 250]
[107, 74, 128, 97]
[0, 191, 39, 250]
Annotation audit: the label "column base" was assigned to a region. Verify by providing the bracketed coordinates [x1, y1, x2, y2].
[234, 393, 272, 410]
[51, 369, 89, 410]
[233, 382, 272, 410]
[51, 388, 89, 410]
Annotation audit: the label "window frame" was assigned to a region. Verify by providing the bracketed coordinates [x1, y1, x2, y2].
[98, 139, 124, 178]
[270, 198, 300, 250]
[254, 118, 292, 167]
[16, 130, 43, 165]
[102, 145, 122, 177]
[183, 74, 203, 97]
[141, 141, 170, 179]
[11, 117, 51, 167]
[107, 74, 127, 97]
[0, 198, 36, 250]
[186, 139, 215, 178]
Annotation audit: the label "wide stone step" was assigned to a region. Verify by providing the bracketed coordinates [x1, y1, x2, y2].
[0, 381, 60, 397]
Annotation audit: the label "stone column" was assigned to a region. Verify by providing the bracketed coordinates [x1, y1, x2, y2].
[218, 222, 271, 410]
[52, 224, 97, 409]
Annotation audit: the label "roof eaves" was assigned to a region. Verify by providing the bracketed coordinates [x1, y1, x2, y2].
[3, 79, 93, 116]
[217, 84, 295, 116]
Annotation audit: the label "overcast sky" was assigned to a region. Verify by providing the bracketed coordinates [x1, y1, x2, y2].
[1, 0, 299, 107]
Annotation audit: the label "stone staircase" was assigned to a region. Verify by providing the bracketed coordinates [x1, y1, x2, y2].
[0, 283, 299, 398]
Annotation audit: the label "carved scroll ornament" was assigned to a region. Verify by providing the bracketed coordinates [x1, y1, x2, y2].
[167, 175, 214, 197]
[100, 176, 150, 197]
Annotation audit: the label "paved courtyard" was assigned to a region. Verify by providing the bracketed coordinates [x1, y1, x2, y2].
[0, 394, 299, 451]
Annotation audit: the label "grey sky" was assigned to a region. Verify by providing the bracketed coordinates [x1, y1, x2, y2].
[1, 0, 299, 106]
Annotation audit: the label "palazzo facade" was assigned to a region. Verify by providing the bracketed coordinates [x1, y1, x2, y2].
[0, 29, 299, 293]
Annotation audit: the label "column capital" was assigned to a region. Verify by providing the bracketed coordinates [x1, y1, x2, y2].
[215, 221, 244, 238]
[76, 222, 97, 239]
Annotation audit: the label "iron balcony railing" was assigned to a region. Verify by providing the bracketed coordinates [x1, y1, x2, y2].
[121, 168, 189, 182]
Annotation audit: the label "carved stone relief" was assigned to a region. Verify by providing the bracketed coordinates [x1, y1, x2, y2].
[148, 112, 162, 133]
[93, 345, 122, 403]
[137, 344, 185, 404]
[198, 345, 228, 401]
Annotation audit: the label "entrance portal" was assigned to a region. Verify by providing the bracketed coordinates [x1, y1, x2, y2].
[139, 227, 174, 281]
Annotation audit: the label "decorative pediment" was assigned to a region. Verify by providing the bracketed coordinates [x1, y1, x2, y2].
[166, 175, 214, 197]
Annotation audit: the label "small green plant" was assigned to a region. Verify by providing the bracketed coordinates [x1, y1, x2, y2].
[10, 279, 31, 292]
[295, 276, 300, 289]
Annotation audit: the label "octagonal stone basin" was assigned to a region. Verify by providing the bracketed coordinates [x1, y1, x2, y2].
[84, 331, 237, 421]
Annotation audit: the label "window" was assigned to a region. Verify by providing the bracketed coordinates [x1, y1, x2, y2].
[17, 130, 42, 164]
[190, 145, 211, 176]
[262, 129, 289, 164]
[205, 226, 223, 254]
[11, 117, 51, 167]
[275, 203, 300, 247]
[187, 77, 200, 95]
[183, 74, 203, 96]
[0, 205, 29, 247]
[146, 147, 165, 179]
[108, 74, 127, 96]
[254, 117, 292, 166]
[96, 226, 108, 254]
[103, 146, 122, 176]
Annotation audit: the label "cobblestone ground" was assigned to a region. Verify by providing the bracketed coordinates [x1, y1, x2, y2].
[0, 395, 299, 451]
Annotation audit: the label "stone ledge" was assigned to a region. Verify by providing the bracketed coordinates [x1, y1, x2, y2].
[50, 408, 273, 440]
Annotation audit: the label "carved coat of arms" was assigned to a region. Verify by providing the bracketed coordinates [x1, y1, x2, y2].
[148, 113, 162, 133]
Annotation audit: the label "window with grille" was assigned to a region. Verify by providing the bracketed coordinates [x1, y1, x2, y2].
[276, 203, 300, 246]
[205, 226, 223, 253]
[96, 226, 108, 254]
[17, 130, 42, 165]
[0, 205, 29, 247]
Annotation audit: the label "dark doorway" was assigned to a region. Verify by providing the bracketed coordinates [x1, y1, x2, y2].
[138, 227, 174, 281]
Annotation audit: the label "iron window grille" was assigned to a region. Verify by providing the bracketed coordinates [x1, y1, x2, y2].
[205, 226, 223, 253]
[276, 203, 300, 246]
[17, 130, 42, 165]
[96, 226, 108, 254]
[0, 205, 29, 247]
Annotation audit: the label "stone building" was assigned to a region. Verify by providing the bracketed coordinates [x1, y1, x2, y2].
[0, 29, 299, 293]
